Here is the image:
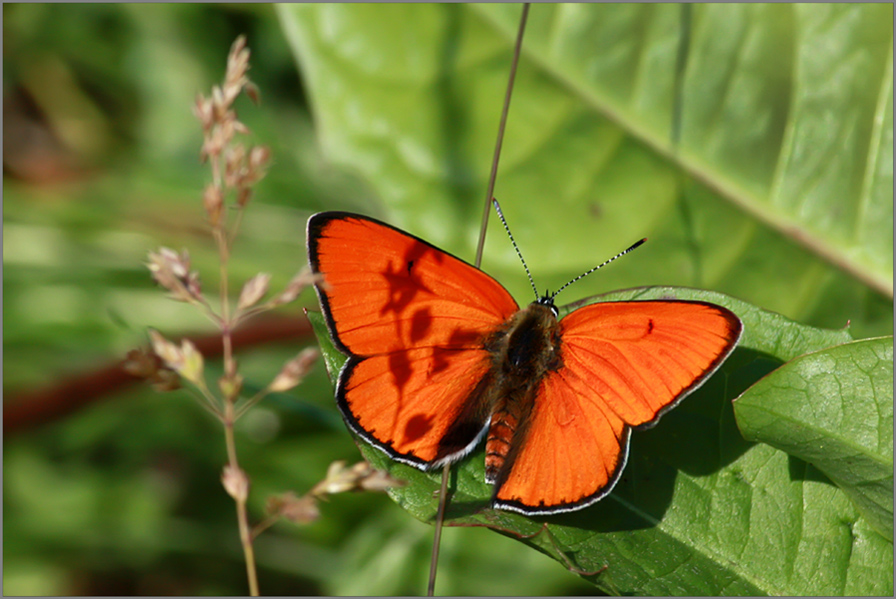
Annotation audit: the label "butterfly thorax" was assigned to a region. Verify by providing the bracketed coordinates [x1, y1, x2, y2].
[483, 301, 562, 485]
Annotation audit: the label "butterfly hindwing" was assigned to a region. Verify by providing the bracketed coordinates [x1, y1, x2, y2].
[339, 348, 495, 467]
[492, 363, 630, 514]
[307, 212, 520, 467]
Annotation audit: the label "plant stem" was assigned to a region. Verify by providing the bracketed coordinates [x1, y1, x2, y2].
[214, 196, 259, 595]
[224, 402, 260, 596]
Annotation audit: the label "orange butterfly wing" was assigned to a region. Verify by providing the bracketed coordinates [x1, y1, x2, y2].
[493, 300, 742, 514]
[307, 212, 519, 467]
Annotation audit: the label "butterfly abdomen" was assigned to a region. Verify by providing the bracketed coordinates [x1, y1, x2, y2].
[485, 386, 531, 483]
[484, 302, 562, 485]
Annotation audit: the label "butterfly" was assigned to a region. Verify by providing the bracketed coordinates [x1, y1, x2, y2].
[306, 210, 742, 515]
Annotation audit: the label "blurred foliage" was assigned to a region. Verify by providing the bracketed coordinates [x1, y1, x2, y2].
[4, 3, 892, 597]
[3, 4, 596, 596]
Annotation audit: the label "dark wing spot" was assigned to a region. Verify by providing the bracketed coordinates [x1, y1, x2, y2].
[409, 306, 433, 343]
[387, 352, 414, 390]
[404, 413, 433, 443]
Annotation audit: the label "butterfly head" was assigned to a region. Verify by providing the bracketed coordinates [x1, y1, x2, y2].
[535, 294, 560, 317]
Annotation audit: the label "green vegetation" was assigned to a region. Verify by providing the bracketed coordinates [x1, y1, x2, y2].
[5, 4, 892, 595]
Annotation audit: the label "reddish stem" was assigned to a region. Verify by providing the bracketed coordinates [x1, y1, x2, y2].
[4, 313, 314, 436]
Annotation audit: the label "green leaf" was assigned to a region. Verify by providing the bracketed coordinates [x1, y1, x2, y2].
[285, 4, 893, 594]
[305, 283, 893, 595]
[478, 4, 894, 296]
[306, 310, 344, 382]
[279, 3, 893, 328]
[734, 337, 894, 541]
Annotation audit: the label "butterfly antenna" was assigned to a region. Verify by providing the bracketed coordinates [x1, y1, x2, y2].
[550, 238, 647, 300]
[493, 198, 539, 301]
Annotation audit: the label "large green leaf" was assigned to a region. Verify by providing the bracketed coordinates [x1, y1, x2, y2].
[479, 4, 894, 296]
[734, 337, 894, 541]
[286, 4, 893, 594]
[308, 289, 891, 595]
[280, 4, 892, 326]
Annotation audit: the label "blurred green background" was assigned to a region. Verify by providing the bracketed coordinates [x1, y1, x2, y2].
[3, 4, 597, 595]
[4, 3, 892, 596]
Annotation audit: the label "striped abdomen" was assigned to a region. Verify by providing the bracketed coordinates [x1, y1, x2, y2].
[483, 302, 562, 486]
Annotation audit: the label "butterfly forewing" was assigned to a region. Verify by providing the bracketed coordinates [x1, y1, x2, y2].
[308, 212, 518, 357]
[558, 300, 743, 427]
